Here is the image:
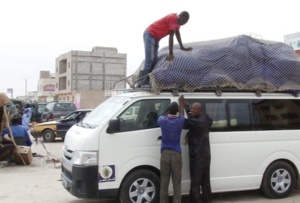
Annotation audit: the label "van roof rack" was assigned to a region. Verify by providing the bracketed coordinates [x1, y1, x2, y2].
[112, 76, 300, 97]
[113, 75, 137, 89]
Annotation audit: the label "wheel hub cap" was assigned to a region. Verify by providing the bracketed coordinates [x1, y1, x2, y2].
[138, 186, 144, 194]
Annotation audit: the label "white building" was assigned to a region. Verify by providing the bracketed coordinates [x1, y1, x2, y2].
[37, 71, 56, 102]
[284, 32, 300, 56]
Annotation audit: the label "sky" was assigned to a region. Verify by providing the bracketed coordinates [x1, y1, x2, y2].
[0, 0, 299, 98]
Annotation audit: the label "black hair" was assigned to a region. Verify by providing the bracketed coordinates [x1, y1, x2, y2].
[180, 11, 189, 20]
[168, 102, 179, 115]
[11, 117, 21, 125]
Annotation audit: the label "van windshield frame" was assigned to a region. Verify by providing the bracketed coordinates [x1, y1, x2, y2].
[82, 96, 130, 127]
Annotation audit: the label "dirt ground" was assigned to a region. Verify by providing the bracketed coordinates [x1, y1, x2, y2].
[1, 137, 300, 203]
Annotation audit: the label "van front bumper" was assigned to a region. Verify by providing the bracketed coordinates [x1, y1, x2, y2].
[61, 164, 118, 199]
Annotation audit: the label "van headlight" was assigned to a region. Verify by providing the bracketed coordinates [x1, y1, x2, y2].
[72, 151, 98, 166]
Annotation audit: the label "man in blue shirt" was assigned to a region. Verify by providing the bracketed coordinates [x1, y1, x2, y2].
[158, 95, 185, 203]
[2, 117, 32, 147]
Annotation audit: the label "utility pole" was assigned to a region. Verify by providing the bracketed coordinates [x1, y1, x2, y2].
[23, 76, 31, 101]
[25, 78, 28, 97]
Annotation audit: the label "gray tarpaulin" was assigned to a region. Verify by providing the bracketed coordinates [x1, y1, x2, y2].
[134, 35, 300, 93]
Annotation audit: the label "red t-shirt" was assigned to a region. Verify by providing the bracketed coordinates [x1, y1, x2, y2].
[146, 13, 180, 41]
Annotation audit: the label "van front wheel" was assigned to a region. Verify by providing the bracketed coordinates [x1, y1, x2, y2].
[261, 161, 296, 198]
[119, 169, 159, 203]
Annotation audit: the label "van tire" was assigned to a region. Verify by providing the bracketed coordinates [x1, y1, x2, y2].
[119, 169, 159, 203]
[42, 129, 55, 143]
[261, 161, 296, 198]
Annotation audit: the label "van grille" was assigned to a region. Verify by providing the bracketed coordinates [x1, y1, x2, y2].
[64, 153, 72, 160]
[63, 149, 73, 160]
[62, 166, 72, 180]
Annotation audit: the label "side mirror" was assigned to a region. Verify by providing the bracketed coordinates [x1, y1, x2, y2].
[106, 118, 120, 133]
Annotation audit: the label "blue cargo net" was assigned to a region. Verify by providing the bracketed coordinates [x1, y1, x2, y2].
[134, 35, 300, 93]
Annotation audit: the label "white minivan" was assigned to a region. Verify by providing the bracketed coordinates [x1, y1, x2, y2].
[61, 89, 300, 202]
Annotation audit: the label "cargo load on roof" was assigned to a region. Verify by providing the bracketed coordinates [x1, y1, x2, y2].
[134, 35, 300, 93]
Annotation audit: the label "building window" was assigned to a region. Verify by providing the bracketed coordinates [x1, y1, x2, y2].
[59, 77, 67, 90]
[59, 59, 67, 74]
[297, 40, 300, 48]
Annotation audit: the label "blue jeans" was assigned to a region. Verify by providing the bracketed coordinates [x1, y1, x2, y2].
[143, 30, 159, 73]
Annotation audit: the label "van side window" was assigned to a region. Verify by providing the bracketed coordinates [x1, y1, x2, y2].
[206, 102, 227, 130]
[228, 101, 251, 131]
[185, 98, 300, 132]
[252, 99, 300, 130]
[186, 99, 252, 131]
[118, 99, 170, 132]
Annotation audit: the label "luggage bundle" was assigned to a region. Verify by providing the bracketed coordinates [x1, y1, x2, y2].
[135, 35, 300, 93]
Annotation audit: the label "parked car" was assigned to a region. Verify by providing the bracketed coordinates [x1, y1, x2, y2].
[41, 101, 77, 122]
[31, 109, 92, 142]
[25, 102, 47, 123]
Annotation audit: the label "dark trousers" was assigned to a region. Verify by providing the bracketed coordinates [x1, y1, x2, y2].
[189, 158, 212, 203]
[0, 144, 14, 161]
[160, 149, 182, 203]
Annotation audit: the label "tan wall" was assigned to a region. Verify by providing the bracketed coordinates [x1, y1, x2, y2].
[74, 90, 106, 109]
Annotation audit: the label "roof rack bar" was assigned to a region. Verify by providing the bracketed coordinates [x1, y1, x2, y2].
[113, 75, 135, 89]
[255, 90, 262, 97]
[215, 89, 222, 96]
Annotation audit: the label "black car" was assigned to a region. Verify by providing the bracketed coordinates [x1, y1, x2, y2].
[31, 109, 92, 142]
[41, 101, 77, 122]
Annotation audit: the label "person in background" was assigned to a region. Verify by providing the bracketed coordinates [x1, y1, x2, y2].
[22, 104, 32, 130]
[0, 92, 14, 162]
[139, 11, 192, 88]
[157, 96, 185, 203]
[0, 92, 11, 132]
[0, 92, 10, 108]
[143, 111, 159, 128]
[2, 117, 32, 147]
[182, 96, 213, 203]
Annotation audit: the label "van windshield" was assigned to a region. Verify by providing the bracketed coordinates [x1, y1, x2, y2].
[82, 96, 130, 127]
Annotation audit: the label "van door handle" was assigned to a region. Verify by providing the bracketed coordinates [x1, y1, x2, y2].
[157, 136, 162, 140]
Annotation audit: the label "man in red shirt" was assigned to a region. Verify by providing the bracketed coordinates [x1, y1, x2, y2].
[139, 11, 192, 88]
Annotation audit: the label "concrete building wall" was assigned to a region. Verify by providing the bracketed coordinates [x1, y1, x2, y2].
[55, 52, 72, 94]
[40, 71, 51, 79]
[73, 90, 106, 109]
[55, 46, 127, 108]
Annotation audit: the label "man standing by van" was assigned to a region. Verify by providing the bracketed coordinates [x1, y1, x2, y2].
[158, 96, 185, 203]
[182, 96, 213, 203]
